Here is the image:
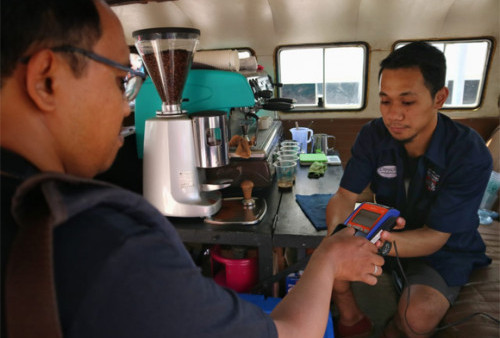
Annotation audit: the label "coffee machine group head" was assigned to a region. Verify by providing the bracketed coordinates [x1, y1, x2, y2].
[133, 27, 230, 217]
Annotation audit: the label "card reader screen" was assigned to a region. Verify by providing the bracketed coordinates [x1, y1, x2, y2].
[351, 209, 381, 230]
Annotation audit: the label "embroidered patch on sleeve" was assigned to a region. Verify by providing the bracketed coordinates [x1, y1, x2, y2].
[425, 168, 440, 191]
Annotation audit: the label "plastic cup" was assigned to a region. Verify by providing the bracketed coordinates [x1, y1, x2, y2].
[277, 154, 299, 163]
[281, 145, 300, 154]
[277, 154, 299, 182]
[273, 149, 296, 163]
[278, 153, 299, 162]
[273, 160, 297, 189]
[277, 150, 297, 159]
[281, 140, 299, 148]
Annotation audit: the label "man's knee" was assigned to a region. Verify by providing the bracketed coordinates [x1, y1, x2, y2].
[332, 279, 351, 293]
[399, 307, 435, 336]
[396, 285, 450, 337]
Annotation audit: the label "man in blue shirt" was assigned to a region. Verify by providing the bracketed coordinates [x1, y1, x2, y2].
[326, 42, 492, 337]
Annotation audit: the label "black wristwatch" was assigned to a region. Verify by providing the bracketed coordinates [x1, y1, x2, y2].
[379, 241, 392, 256]
[331, 223, 392, 256]
[330, 223, 348, 236]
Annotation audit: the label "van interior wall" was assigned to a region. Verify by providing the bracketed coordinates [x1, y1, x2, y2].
[113, 0, 500, 121]
[280, 117, 499, 167]
[111, 0, 499, 184]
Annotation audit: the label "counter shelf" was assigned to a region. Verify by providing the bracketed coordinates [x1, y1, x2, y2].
[169, 158, 344, 295]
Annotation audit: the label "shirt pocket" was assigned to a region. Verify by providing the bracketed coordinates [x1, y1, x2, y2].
[372, 176, 399, 206]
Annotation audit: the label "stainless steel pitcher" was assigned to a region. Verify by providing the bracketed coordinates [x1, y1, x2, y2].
[312, 133, 336, 154]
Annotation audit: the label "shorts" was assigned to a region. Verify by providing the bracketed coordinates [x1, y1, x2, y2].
[389, 258, 461, 305]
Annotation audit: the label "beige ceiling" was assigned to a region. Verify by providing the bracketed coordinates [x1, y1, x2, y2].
[112, 0, 499, 52]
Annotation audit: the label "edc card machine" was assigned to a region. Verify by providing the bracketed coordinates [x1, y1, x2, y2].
[344, 202, 400, 243]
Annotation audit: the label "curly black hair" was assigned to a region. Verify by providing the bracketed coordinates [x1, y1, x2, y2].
[379, 42, 447, 98]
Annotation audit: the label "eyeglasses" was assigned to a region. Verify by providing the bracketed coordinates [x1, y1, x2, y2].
[23, 45, 147, 102]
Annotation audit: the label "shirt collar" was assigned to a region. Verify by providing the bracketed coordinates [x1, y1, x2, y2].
[1, 147, 41, 180]
[423, 113, 447, 169]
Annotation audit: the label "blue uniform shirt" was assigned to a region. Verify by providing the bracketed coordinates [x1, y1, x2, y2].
[340, 113, 492, 286]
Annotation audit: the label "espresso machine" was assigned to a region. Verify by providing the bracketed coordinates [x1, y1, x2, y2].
[181, 69, 286, 190]
[133, 27, 267, 224]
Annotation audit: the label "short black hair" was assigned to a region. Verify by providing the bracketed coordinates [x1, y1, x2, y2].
[1, 0, 102, 87]
[379, 41, 447, 98]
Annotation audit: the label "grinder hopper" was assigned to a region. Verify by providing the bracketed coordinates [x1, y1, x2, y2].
[134, 27, 200, 115]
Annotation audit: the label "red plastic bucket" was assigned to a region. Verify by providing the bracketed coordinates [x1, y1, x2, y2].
[210, 245, 258, 293]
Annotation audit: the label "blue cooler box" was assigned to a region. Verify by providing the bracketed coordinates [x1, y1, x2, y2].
[238, 293, 334, 338]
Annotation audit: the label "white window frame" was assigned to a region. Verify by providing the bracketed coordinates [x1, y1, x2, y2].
[276, 42, 369, 111]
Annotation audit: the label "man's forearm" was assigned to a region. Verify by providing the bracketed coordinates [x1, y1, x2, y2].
[271, 231, 384, 337]
[384, 226, 451, 258]
[325, 188, 358, 235]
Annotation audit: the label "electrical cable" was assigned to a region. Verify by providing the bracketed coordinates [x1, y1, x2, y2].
[392, 241, 500, 336]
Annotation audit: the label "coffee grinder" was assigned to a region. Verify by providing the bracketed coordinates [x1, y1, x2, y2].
[134, 27, 229, 217]
[134, 27, 266, 223]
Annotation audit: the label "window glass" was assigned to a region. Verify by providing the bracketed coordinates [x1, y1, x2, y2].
[324, 47, 364, 108]
[277, 44, 367, 110]
[395, 39, 492, 109]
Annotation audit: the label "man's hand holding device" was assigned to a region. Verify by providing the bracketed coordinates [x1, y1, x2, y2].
[332, 202, 403, 255]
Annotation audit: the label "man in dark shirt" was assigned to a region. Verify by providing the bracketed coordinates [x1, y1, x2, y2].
[1, 0, 385, 337]
[326, 42, 492, 337]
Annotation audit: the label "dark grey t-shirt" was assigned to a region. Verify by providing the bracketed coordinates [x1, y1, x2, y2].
[2, 150, 277, 338]
[56, 205, 277, 338]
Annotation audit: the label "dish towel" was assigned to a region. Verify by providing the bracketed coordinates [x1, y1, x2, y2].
[295, 193, 333, 231]
[308, 161, 327, 178]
